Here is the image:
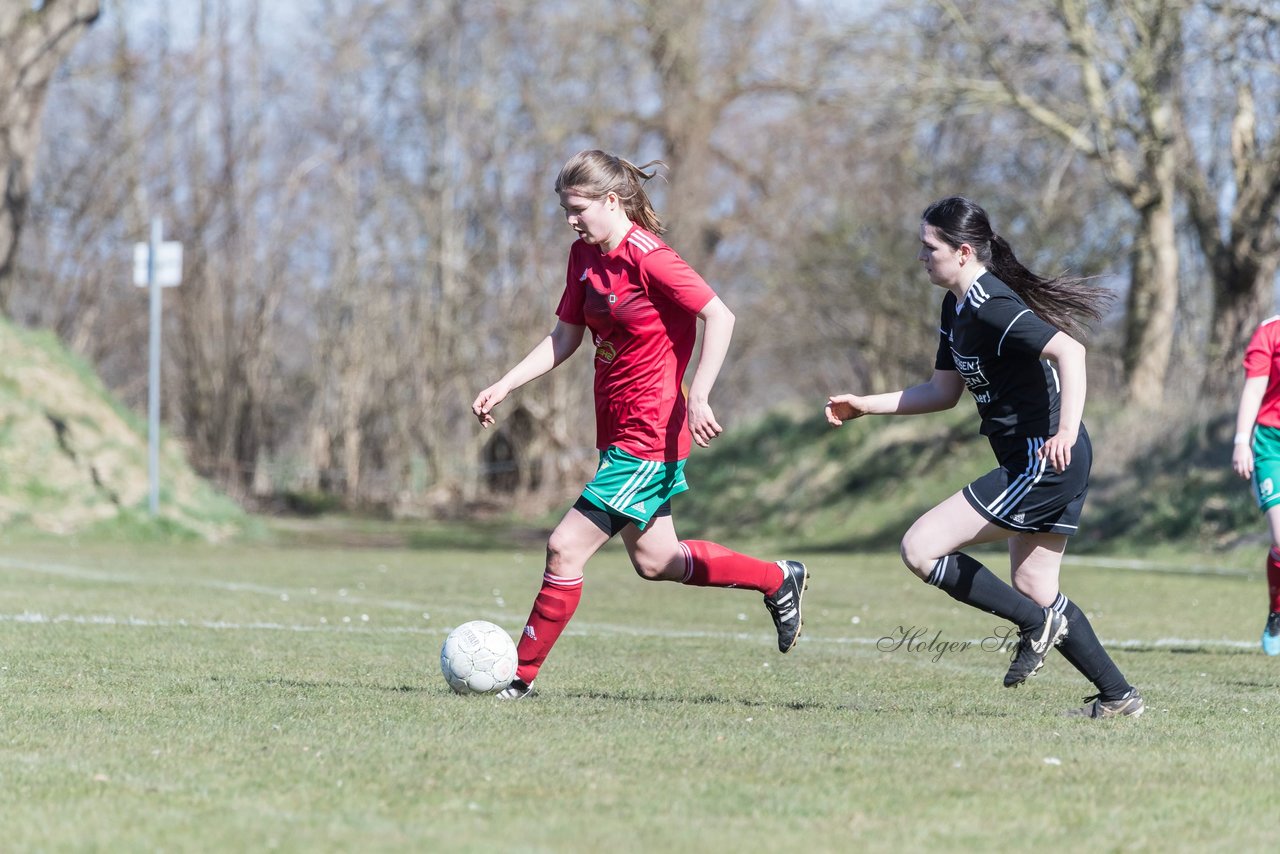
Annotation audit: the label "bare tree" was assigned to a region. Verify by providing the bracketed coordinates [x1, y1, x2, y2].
[1180, 0, 1280, 395]
[934, 0, 1185, 407]
[33, 0, 1269, 518]
[0, 0, 101, 313]
[10, 5, 137, 365]
[155, 0, 306, 498]
[747, 2, 1127, 401]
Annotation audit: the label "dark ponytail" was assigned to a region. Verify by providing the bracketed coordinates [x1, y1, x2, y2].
[923, 197, 1113, 339]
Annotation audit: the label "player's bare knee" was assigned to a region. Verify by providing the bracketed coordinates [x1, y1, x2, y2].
[1013, 576, 1056, 608]
[630, 556, 666, 581]
[544, 532, 580, 577]
[629, 550, 681, 581]
[899, 536, 935, 580]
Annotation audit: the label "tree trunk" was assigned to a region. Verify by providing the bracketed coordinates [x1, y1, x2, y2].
[1122, 196, 1179, 408]
[0, 1, 102, 311]
[1205, 256, 1278, 397]
[1182, 78, 1280, 400]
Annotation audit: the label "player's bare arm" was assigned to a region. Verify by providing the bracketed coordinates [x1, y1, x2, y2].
[687, 296, 734, 448]
[1038, 332, 1086, 472]
[472, 321, 585, 428]
[826, 370, 964, 426]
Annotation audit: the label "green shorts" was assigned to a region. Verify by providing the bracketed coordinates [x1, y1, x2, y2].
[1252, 426, 1280, 511]
[581, 446, 688, 530]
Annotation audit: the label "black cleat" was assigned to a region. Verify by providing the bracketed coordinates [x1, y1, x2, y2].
[1003, 608, 1068, 687]
[764, 560, 808, 653]
[495, 678, 534, 700]
[1064, 687, 1145, 719]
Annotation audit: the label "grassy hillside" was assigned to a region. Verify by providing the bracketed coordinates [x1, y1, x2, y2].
[0, 318, 244, 541]
[677, 402, 1259, 557]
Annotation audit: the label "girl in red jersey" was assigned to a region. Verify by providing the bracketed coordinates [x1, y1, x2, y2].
[1231, 315, 1280, 655]
[471, 150, 808, 698]
[827, 197, 1142, 718]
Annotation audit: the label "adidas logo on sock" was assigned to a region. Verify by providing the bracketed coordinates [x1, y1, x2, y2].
[523, 625, 537, 641]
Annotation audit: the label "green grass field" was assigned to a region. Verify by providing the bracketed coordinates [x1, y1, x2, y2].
[1, 534, 1277, 852]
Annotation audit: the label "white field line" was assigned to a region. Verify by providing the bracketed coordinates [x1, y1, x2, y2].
[0, 611, 1256, 652]
[0, 555, 1258, 650]
[0, 556, 431, 612]
[1061, 555, 1255, 577]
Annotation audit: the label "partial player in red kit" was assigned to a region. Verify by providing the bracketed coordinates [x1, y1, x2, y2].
[1231, 315, 1280, 655]
[471, 149, 808, 698]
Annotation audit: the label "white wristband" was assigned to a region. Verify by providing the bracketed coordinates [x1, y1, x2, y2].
[1234, 433, 1250, 445]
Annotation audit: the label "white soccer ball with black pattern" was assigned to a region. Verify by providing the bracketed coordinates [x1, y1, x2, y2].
[440, 620, 518, 695]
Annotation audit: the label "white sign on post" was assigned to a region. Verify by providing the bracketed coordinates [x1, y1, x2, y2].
[134, 218, 183, 517]
[133, 241, 183, 287]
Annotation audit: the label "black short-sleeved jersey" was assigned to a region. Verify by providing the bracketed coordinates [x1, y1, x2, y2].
[934, 272, 1061, 438]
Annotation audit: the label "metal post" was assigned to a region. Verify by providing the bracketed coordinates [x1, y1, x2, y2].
[147, 217, 162, 515]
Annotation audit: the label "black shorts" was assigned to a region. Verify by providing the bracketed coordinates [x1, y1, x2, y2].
[963, 425, 1091, 536]
[572, 495, 672, 538]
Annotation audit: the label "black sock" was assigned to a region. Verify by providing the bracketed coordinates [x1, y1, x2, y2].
[1051, 594, 1132, 700]
[927, 553, 1044, 634]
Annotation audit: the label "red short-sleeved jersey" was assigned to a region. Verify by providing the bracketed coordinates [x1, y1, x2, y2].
[555, 225, 716, 462]
[1244, 316, 1280, 428]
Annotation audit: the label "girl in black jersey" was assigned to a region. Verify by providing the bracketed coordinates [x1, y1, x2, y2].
[825, 196, 1143, 719]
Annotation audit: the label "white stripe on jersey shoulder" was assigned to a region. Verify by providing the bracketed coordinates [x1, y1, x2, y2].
[1259, 315, 1280, 328]
[964, 279, 991, 309]
[626, 229, 662, 254]
[996, 309, 1033, 356]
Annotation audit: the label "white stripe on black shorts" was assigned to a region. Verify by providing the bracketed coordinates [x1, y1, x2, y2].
[962, 425, 1092, 535]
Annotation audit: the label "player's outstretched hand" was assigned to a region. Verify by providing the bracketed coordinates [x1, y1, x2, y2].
[688, 399, 723, 448]
[471, 382, 510, 429]
[825, 394, 869, 427]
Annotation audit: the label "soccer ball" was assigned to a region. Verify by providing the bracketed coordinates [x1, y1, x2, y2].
[440, 620, 518, 695]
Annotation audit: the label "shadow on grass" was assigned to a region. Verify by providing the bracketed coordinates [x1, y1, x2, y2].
[558, 689, 1023, 717]
[562, 689, 829, 710]
[1110, 645, 1258, 656]
[262, 677, 429, 693]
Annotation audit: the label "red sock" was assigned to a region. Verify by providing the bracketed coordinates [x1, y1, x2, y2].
[514, 572, 582, 684]
[1267, 548, 1280, 613]
[679, 540, 783, 594]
